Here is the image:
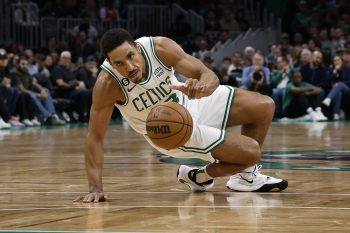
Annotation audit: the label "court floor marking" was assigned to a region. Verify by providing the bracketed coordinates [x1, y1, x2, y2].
[0, 206, 350, 211]
[0, 191, 350, 196]
[0, 231, 154, 233]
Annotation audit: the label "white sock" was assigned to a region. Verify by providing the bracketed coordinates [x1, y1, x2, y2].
[195, 166, 213, 183]
[315, 107, 322, 112]
[322, 98, 331, 107]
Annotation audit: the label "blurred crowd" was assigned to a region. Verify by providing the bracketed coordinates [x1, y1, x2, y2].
[1, 0, 350, 130]
[189, 0, 350, 122]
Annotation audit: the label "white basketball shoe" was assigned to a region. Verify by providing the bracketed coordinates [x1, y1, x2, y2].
[177, 165, 214, 192]
[226, 165, 288, 192]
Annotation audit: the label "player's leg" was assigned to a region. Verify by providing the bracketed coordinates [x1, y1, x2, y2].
[179, 88, 287, 192]
[226, 88, 275, 147]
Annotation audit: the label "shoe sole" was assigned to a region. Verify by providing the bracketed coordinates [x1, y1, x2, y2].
[227, 180, 288, 192]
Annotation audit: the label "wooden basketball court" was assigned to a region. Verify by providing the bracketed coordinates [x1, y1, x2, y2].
[0, 121, 350, 232]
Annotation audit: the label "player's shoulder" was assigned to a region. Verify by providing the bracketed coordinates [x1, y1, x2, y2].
[93, 70, 124, 106]
[151, 36, 174, 50]
[151, 37, 183, 67]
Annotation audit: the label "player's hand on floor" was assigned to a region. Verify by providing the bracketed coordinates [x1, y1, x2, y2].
[170, 79, 211, 99]
[74, 192, 109, 203]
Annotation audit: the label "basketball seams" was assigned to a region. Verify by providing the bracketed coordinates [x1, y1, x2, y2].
[172, 106, 193, 148]
[146, 102, 193, 149]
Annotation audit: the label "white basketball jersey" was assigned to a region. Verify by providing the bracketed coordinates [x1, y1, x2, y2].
[100, 37, 184, 134]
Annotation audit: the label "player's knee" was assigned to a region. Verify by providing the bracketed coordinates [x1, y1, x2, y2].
[259, 95, 275, 121]
[246, 140, 261, 165]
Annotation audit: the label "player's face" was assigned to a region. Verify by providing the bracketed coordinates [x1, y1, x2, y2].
[108, 42, 145, 83]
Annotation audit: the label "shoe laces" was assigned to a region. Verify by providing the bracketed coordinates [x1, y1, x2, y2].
[253, 165, 262, 175]
[240, 165, 262, 180]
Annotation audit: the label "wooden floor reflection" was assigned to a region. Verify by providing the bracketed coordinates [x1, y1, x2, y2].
[0, 122, 349, 232]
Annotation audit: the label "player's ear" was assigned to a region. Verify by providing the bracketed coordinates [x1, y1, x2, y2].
[135, 44, 141, 54]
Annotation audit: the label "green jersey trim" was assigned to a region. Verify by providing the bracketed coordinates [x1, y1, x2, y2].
[150, 37, 172, 71]
[178, 86, 235, 154]
[100, 64, 129, 106]
[136, 42, 152, 85]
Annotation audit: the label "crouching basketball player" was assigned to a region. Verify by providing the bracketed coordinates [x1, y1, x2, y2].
[76, 28, 288, 202]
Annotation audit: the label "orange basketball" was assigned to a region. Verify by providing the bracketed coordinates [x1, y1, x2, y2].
[146, 102, 193, 150]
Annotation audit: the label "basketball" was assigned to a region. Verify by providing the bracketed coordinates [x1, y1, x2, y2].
[146, 102, 193, 150]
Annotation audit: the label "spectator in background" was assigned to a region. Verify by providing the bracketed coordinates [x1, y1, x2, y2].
[300, 50, 331, 94]
[24, 49, 38, 76]
[212, 30, 230, 52]
[202, 54, 219, 75]
[44, 54, 55, 73]
[72, 18, 98, 44]
[71, 30, 97, 64]
[299, 48, 312, 67]
[9, 59, 37, 126]
[322, 55, 350, 120]
[242, 53, 271, 95]
[192, 38, 210, 60]
[271, 56, 294, 118]
[7, 53, 20, 71]
[308, 39, 318, 52]
[0, 50, 15, 128]
[51, 51, 91, 122]
[319, 29, 332, 52]
[75, 55, 98, 90]
[243, 46, 255, 66]
[99, 1, 120, 22]
[10, 56, 64, 125]
[217, 57, 237, 87]
[283, 71, 327, 121]
[34, 54, 53, 91]
[342, 50, 350, 67]
[228, 52, 244, 85]
[51, 51, 59, 65]
[45, 36, 58, 54]
[0, 49, 23, 127]
[280, 33, 293, 54]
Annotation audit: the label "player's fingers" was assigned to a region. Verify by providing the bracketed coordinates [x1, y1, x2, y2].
[73, 196, 84, 202]
[186, 79, 195, 99]
[83, 194, 94, 203]
[94, 193, 100, 203]
[169, 84, 187, 92]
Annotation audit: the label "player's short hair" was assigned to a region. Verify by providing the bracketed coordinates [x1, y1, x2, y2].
[100, 28, 134, 58]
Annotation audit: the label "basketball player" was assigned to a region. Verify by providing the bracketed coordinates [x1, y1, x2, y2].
[75, 28, 288, 202]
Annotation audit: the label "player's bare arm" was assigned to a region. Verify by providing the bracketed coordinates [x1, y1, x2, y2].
[154, 37, 219, 99]
[74, 70, 123, 203]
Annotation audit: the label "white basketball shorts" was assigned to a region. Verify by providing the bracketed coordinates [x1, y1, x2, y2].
[144, 85, 235, 162]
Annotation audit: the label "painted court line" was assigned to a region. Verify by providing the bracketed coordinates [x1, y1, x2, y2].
[0, 191, 350, 196]
[0, 205, 350, 211]
[0, 231, 154, 233]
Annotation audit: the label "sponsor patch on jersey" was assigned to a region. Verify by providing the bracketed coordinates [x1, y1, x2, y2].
[121, 78, 130, 86]
[154, 66, 164, 78]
